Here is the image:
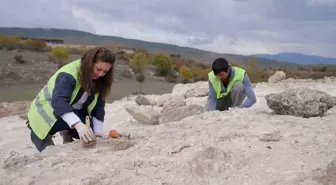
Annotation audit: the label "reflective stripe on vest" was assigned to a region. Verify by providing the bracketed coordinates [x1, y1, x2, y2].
[208, 66, 246, 99]
[27, 59, 99, 140]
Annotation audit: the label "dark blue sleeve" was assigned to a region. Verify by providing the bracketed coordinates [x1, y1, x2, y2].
[51, 72, 76, 117]
[91, 95, 105, 122]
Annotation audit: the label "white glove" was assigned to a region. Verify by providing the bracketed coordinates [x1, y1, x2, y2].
[95, 133, 109, 139]
[74, 122, 95, 143]
[92, 117, 108, 139]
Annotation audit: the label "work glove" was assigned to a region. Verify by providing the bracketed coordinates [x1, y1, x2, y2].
[74, 122, 96, 143]
[94, 132, 109, 139]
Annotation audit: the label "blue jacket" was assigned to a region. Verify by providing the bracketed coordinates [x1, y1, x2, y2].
[50, 72, 105, 122]
[207, 66, 256, 111]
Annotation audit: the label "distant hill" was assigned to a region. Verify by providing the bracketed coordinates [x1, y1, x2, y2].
[0, 27, 301, 68]
[254, 52, 336, 65]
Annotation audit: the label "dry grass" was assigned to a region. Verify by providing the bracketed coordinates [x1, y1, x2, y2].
[0, 49, 176, 103]
[0, 77, 175, 103]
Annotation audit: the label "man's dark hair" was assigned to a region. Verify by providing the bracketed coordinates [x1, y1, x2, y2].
[212, 57, 229, 75]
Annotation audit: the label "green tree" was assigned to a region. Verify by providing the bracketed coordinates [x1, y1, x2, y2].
[129, 52, 148, 73]
[150, 53, 173, 76]
[135, 72, 145, 93]
[179, 66, 193, 83]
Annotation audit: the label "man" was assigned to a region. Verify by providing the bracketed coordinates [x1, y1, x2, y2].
[207, 57, 256, 111]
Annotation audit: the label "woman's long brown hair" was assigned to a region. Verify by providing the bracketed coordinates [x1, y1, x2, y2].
[78, 46, 115, 100]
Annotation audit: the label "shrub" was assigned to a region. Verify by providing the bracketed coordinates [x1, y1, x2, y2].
[68, 45, 88, 55]
[194, 62, 207, 69]
[190, 65, 202, 81]
[135, 72, 145, 93]
[129, 52, 148, 73]
[51, 47, 69, 63]
[116, 51, 129, 62]
[135, 48, 149, 56]
[0, 36, 20, 50]
[29, 40, 47, 51]
[173, 60, 185, 71]
[0, 35, 49, 52]
[150, 53, 173, 76]
[200, 68, 211, 81]
[14, 54, 26, 64]
[179, 66, 193, 83]
[245, 56, 266, 83]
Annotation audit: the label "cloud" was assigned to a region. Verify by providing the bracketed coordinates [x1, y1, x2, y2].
[1, 0, 335, 58]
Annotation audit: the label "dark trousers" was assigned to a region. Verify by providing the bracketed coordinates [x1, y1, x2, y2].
[216, 82, 246, 111]
[216, 92, 233, 111]
[27, 109, 93, 152]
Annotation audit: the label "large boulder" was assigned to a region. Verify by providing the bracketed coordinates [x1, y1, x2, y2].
[268, 71, 286, 83]
[172, 81, 208, 98]
[185, 82, 208, 98]
[160, 96, 186, 113]
[159, 104, 204, 124]
[265, 88, 336, 118]
[155, 93, 173, 107]
[159, 96, 204, 124]
[125, 106, 160, 125]
[135, 95, 151, 106]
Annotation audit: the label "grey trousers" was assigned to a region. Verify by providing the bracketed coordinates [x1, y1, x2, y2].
[230, 82, 246, 107]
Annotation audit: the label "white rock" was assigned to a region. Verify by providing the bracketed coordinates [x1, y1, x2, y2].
[268, 71, 286, 83]
[155, 93, 172, 107]
[125, 105, 160, 125]
[259, 128, 282, 142]
[159, 104, 204, 124]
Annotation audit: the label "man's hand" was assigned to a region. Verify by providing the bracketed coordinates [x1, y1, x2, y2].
[73, 122, 95, 143]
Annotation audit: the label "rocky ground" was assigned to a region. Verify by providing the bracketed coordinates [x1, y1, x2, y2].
[1, 76, 336, 185]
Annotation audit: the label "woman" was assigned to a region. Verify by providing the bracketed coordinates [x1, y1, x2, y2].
[26, 46, 116, 152]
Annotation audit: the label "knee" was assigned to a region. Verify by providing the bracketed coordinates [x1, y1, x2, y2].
[232, 82, 244, 93]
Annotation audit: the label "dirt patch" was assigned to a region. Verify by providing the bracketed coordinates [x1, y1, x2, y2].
[313, 159, 336, 185]
[0, 50, 62, 87]
[0, 101, 31, 118]
[0, 49, 134, 87]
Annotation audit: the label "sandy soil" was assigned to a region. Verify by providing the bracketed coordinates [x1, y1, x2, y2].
[1, 78, 336, 185]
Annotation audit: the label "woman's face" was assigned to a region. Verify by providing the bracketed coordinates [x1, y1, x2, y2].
[92, 61, 113, 80]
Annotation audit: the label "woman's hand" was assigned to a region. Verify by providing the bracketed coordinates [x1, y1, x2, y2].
[74, 122, 96, 143]
[94, 133, 109, 139]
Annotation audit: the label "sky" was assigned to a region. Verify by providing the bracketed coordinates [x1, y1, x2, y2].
[1, 0, 336, 58]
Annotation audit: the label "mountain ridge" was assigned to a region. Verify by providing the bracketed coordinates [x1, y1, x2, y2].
[254, 52, 336, 65]
[0, 27, 319, 68]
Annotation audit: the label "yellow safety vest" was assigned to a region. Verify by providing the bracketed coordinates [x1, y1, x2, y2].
[27, 59, 99, 140]
[208, 66, 246, 99]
